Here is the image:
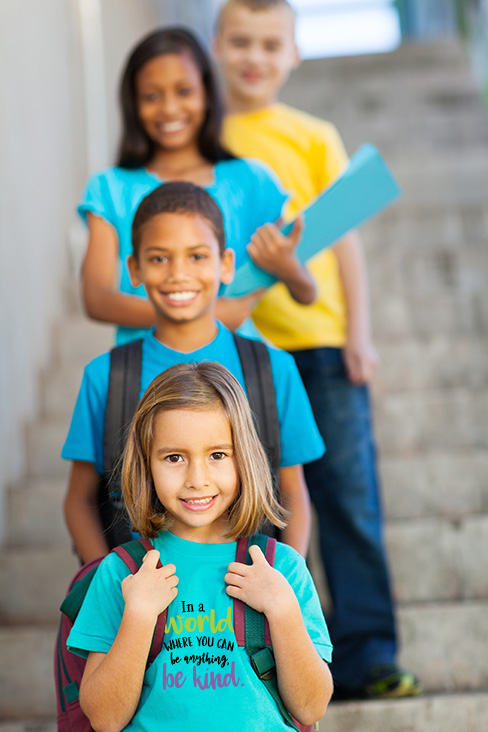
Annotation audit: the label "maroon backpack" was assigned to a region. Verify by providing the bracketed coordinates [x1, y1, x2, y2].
[54, 535, 315, 732]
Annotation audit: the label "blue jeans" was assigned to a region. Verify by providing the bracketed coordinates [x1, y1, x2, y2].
[289, 346, 397, 691]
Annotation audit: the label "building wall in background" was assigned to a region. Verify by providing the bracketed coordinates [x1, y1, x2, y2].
[0, 0, 85, 539]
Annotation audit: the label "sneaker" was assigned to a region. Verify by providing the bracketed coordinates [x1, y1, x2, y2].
[362, 664, 423, 700]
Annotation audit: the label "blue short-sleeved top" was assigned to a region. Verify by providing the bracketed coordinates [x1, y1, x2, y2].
[61, 324, 324, 473]
[67, 532, 332, 732]
[78, 159, 288, 344]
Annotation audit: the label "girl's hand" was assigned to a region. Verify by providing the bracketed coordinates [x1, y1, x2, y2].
[122, 549, 178, 622]
[225, 545, 298, 620]
[247, 217, 304, 281]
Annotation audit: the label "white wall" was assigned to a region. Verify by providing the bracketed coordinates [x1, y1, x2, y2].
[0, 0, 85, 539]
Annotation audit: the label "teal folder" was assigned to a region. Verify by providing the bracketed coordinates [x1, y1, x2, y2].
[223, 144, 401, 297]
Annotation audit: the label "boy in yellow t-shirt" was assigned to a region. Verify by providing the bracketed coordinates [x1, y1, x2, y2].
[215, 0, 421, 700]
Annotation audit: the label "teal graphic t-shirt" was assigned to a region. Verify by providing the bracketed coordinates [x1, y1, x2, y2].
[68, 532, 332, 731]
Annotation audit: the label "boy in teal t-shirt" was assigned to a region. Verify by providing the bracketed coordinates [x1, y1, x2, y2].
[62, 181, 324, 564]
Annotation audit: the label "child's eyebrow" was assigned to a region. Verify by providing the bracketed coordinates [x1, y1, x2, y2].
[154, 443, 234, 455]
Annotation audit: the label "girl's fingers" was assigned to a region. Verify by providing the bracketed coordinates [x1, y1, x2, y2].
[142, 549, 160, 567]
[225, 584, 243, 599]
[226, 561, 248, 576]
[248, 544, 266, 564]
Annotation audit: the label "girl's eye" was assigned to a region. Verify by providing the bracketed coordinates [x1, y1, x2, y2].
[166, 454, 183, 463]
[264, 42, 281, 52]
[150, 255, 167, 263]
[210, 452, 226, 460]
[142, 92, 160, 103]
[191, 253, 206, 261]
[178, 87, 194, 97]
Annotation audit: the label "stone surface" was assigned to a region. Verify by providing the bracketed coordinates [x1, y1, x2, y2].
[321, 693, 488, 732]
[0, 545, 78, 624]
[6, 479, 69, 546]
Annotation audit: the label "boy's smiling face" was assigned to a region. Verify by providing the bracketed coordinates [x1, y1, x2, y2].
[215, 4, 299, 112]
[128, 212, 234, 329]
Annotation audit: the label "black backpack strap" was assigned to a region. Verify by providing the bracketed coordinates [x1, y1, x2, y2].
[103, 339, 143, 477]
[98, 339, 143, 548]
[232, 334, 280, 471]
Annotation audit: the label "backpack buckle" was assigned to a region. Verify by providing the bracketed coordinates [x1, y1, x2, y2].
[250, 647, 276, 680]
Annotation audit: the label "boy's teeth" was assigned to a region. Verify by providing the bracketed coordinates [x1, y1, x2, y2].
[184, 497, 214, 505]
[167, 291, 196, 302]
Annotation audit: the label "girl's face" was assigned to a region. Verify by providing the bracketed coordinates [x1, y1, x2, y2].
[150, 406, 239, 543]
[135, 51, 206, 155]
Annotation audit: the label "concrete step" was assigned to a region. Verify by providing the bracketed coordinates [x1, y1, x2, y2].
[0, 545, 78, 624]
[370, 289, 486, 341]
[6, 478, 69, 546]
[24, 419, 70, 479]
[373, 336, 488, 394]
[322, 692, 488, 732]
[374, 387, 488, 454]
[364, 201, 487, 254]
[53, 316, 113, 368]
[282, 43, 488, 154]
[380, 449, 488, 521]
[385, 516, 488, 604]
[2, 601, 487, 717]
[3, 513, 488, 624]
[40, 364, 84, 420]
[398, 601, 488, 693]
[0, 723, 56, 732]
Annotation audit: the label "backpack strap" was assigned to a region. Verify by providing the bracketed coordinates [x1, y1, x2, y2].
[234, 534, 306, 732]
[104, 339, 143, 478]
[232, 334, 280, 472]
[99, 339, 143, 547]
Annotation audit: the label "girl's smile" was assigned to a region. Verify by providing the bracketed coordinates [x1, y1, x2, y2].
[150, 406, 239, 543]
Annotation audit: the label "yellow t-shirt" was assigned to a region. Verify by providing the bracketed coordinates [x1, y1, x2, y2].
[223, 103, 349, 350]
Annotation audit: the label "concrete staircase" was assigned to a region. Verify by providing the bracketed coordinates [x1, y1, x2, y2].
[1, 39, 488, 730]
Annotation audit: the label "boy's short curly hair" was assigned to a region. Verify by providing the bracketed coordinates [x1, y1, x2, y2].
[131, 180, 226, 260]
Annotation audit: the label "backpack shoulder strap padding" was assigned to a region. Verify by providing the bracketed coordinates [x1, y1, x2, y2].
[103, 338, 143, 477]
[234, 534, 276, 648]
[233, 534, 306, 732]
[232, 334, 281, 472]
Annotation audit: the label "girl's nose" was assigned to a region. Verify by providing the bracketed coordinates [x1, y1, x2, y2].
[160, 92, 180, 116]
[185, 460, 209, 490]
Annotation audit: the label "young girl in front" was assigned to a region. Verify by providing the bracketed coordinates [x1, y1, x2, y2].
[80, 27, 313, 345]
[67, 362, 333, 731]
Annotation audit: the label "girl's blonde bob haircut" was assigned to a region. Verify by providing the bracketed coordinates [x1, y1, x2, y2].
[121, 361, 288, 539]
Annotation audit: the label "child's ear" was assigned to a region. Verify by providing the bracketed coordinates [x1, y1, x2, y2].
[292, 43, 301, 71]
[127, 254, 142, 288]
[220, 247, 235, 285]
